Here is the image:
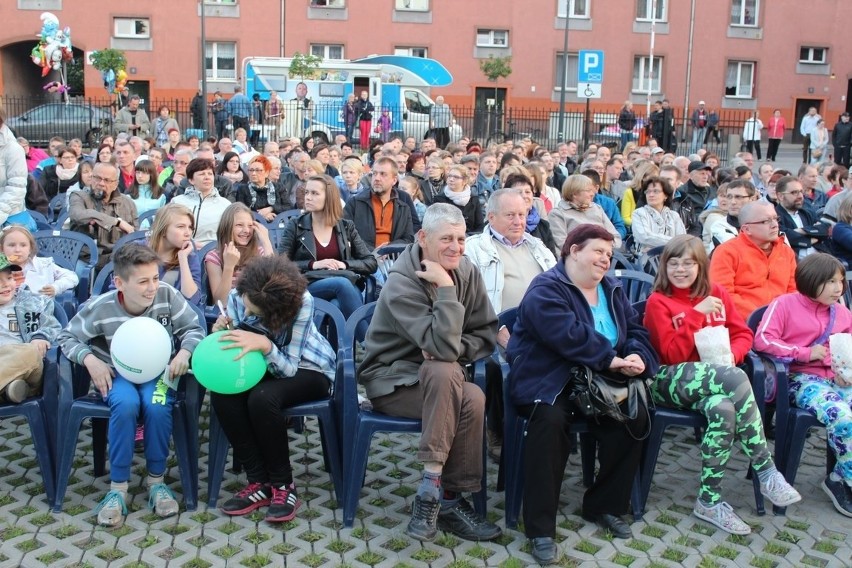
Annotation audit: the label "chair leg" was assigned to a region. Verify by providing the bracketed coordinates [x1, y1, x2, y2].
[92, 418, 108, 478]
[27, 406, 56, 507]
[172, 406, 197, 511]
[52, 410, 87, 512]
[343, 426, 374, 528]
[315, 413, 344, 503]
[206, 410, 231, 508]
[638, 421, 667, 515]
[579, 433, 596, 488]
[471, 420, 488, 517]
[504, 416, 526, 530]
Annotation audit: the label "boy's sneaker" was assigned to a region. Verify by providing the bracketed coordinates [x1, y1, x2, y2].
[822, 475, 852, 517]
[693, 499, 751, 535]
[95, 490, 128, 528]
[148, 483, 179, 518]
[437, 497, 502, 541]
[3, 379, 28, 404]
[406, 494, 441, 542]
[134, 425, 144, 453]
[265, 485, 301, 523]
[220, 482, 272, 516]
[760, 471, 802, 507]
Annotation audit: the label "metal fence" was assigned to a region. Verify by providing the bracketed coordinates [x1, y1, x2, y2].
[2, 94, 757, 161]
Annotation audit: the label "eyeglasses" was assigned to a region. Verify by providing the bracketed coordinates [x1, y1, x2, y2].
[248, 168, 266, 173]
[666, 259, 698, 269]
[744, 217, 779, 227]
[644, 189, 663, 195]
[446, 174, 465, 180]
[92, 175, 118, 184]
[780, 190, 804, 196]
[174, 160, 190, 166]
[727, 194, 750, 200]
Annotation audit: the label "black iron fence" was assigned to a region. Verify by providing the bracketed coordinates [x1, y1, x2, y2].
[2, 95, 758, 162]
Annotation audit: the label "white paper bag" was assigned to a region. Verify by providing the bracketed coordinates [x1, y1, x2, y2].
[829, 333, 852, 385]
[694, 326, 734, 366]
[23, 266, 51, 292]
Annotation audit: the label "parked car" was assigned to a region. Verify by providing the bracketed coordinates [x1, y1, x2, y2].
[7, 102, 112, 147]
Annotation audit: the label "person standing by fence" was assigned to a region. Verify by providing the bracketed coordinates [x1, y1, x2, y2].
[766, 110, 786, 162]
[618, 101, 636, 152]
[429, 96, 452, 149]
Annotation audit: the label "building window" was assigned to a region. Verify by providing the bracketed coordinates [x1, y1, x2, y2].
[799, 47, 827, 65]
[310, 44, 344, 59]
[636, 0, 666, 21]
[395, 0, 428, 10]
[394, 47, 428, 58]
[632, 56, 662, 93]
[204, 0, 237, 3]
[205, 41, 236, 80]
[557, 0, 590, 18]
[730, 0, 758, 26]
[476, 29, 509, 48]
[725, 61, 755, 98]
[309, 0, 345, 6]
[554, 52, 579, 91]
[113, 17, 150, 39]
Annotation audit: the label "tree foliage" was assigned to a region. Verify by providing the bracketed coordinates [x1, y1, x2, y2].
[89, 49, 127, 73]
[479, 56, 512, 83]
[289, 51, 323, 80]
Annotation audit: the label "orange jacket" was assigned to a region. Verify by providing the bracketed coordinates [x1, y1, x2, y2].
[709, 231, 797, 320]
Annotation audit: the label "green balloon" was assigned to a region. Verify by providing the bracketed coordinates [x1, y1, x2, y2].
[191, 330, 267, 394]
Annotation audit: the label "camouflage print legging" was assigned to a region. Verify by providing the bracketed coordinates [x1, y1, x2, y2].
[651, 362, 774, 505]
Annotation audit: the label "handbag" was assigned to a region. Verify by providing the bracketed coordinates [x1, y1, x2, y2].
[812, 148, 824, 159]
[303, 269, 362, 287]
[565, 365, 652, 440]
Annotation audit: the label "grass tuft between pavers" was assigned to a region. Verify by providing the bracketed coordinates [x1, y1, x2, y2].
[327, 538, 356, 553]
[813, 539, 840, 554]
[626, 538, 653, 552]
[240, 553, 272, 567]
[466, 544, 495, 559]
[356, 551, 386, 565]
[182, 558, 213, 568]
[709, 545, 740, 560]
[612, 552, 637, 566]
[411, 548, 441, 562]
[36, 550, 67, 565]
[270, 542, 297, 555]
[94, 547, 127, 561]
[661, 547, 688, 562]
[574, 539, 601, 554]
[749, 555, 777, 568]
[299, 552, 328, 567]
[801, 555, 830, 567]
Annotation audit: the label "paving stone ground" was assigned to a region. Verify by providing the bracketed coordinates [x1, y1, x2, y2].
[0, 395, 851, 568]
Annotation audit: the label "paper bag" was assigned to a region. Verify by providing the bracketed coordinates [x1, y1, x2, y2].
[694, 326, 734, 366]
[829, 333, 852, 385]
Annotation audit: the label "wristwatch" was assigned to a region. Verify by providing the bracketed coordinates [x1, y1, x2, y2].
[115, 217, 123, 227]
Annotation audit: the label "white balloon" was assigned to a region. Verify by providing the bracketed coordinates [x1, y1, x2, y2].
[110, 317, 172, 384]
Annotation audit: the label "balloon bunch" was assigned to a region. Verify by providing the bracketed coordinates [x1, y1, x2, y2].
[31, 12, 72, 78]
[101, 68, 128, 95]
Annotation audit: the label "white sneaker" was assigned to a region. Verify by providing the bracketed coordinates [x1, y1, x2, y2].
[761, 471, 802, 507]
[148, 483, 179, 518]
[95, 490, 127, 527]
[693, 499, 751, 535]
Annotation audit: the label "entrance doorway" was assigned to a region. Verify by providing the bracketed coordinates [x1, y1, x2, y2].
[473, 87, 507, 142]
[126, 80, 150, 111]
[792, 98, 822, 144]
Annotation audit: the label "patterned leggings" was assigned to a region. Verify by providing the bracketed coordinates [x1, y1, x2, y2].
[789, 373, 852, 482]
[651, 362, 773, 504]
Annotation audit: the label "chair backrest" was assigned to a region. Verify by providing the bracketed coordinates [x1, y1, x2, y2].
[340, 301, 376, 421]
[138, 209, 158, 228]
[845, 271, 852, 308]
[632, 300, 647, 319]
[33, 229, 99, 273]
[28, 209, 51, 230]
[92, 261, 115, 296]
[311, 298, 346, 355]
[611, 249, 637, 271]
[53, 298, 69, 328]
[498, 307, 518, 334]
[746, 305, 769, 333]
[637, 245, 665, 276]
[112, 230, 152, 254]
[374, 244, 409, 281]
[612, 269, 656, 303]
[53, 211, 70, 230]
[198, 241, 219, 306]
[48, 194, 66, 223]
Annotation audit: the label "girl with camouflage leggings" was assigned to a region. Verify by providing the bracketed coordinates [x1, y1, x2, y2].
[644, 236, 800, 535]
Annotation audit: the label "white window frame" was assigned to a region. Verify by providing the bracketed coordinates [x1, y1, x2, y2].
[113, 17, 151, 39]
[557, 0, 590, 18]
[476, 29, 509, 48]
[205, 41, 237, 81]
[204, 0, 237, 3]
[310, 44, 344, 60]
[309, 0, 345, 7]
[725, 60, 755, 99]
[394, 47, 428, 58]
[632, 55, 663, 93]
[554, 52, 579, 92]
[799, 46, 827, 65]
[636, 0, 667, 22]
[394, 0, 429, 11]
[730, 0, 759, 27]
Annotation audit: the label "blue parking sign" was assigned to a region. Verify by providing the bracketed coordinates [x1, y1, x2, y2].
[578, 50, 605, 83]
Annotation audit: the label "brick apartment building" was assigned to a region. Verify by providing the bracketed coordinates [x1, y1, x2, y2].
[3, 0, 851, 142]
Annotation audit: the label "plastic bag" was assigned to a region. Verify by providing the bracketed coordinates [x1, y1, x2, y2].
[829, 333, 852, 385]
[694, 326, 733, 366]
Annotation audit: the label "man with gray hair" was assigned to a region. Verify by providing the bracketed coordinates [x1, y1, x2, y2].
[359, 203, 501, 543]
[114, 95, 151, 137]
[429, 95, 452, 149]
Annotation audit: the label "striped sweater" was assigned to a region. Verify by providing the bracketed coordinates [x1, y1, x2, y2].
[58, 282, 205, 367]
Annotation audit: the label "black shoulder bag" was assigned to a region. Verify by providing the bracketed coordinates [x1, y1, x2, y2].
[565, 365, 652, 440]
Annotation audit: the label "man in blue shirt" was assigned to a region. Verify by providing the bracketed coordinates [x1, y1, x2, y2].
[225, 86, 252, 133]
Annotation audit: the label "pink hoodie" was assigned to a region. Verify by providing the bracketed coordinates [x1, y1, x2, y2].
[754, 292, 852, 379]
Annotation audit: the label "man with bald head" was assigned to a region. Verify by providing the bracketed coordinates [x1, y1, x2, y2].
[709, 201, 797, 319]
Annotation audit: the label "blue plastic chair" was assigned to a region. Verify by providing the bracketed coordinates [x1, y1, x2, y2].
[0, 302, 68, 507]
[112, 230, 152, 254]
[47, 194, 66, 224]
[197, 241, 221, 330]
[636, 245, 665, 276]
[91, 261, 115, 296]
[206, 298, 346, 506]
[33, 230, 98, 308]
[610, 269, 656, 303]
[340, 302, 490, 528]
[497, 308, 638, 528]
[52, 302, 207, 513]
[28, 209, 52, 231]
[746, 306, 835, 515]
[138, 209, 158, 229]
[254, 209, 301, 252]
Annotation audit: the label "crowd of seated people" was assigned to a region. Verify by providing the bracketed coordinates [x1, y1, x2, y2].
[6, 95, 852, 566]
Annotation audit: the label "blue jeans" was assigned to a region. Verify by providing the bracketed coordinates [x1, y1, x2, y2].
[620, 131, 633, 152]
[106, 374, 175, 482]
[307, 276, 363, 319]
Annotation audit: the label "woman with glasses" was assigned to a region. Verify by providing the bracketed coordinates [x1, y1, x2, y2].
[234, 155, 288, 222]
[430, 164, 485, 235]
[550, 174, 622, 250]
[631, 177, 684, 255]
[217, 151, 248, 185]
[420, 157, 446, 205]
[644, 235, 800, 535]
[42, 145, 80, 200]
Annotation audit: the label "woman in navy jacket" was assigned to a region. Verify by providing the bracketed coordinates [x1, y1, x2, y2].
[507, 224, 658, 562]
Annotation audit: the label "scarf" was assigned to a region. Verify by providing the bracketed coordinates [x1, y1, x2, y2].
[56, 163, 78, 181]
[526, 205, 541, 233]
[248, 182, 276, 208]
[443, 185, 471, 207]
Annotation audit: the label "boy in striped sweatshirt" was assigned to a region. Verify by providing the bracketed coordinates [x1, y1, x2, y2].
[58, 244, 206, 527]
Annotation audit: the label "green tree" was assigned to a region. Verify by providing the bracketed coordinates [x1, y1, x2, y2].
[66, 56, 84, 95]
[89, 49, 127, 74]
[479, 56, 512, 140]
[289, 51, 323, 80]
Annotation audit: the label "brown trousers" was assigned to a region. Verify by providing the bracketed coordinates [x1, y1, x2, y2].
[0, 343, 44, 398]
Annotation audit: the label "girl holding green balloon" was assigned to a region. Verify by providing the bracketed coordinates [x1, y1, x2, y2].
[207, 255, 336, 522]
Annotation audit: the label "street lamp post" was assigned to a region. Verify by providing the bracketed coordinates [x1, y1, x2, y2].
[200, 0, 209, 135]
[556, 2, 571, 143]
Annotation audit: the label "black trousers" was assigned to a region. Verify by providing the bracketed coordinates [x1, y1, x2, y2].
[837, 145, 851, 168]
[802, 135, 811, 163]
[746, 140, 762, 160]
[767, 138, 782, 161]
[519, 388, 646, 538]
[232, 116, 250, 133]
[210, 369, 329, 486]
[434, 127, 450, 149]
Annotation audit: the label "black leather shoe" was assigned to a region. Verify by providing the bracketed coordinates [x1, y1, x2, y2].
[583, 513, 632, 539]
[529, 537, 559, 565]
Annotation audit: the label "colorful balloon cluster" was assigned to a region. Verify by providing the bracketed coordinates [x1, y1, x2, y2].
[101, 68, 128, 95]
[31, 12, 72, 78]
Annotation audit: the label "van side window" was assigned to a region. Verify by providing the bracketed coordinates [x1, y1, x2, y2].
[405, 91, 424, 113]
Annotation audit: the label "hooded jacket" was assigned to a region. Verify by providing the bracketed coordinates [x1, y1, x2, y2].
[358, 243, 497, 400]
[0, 124, 28, 226]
